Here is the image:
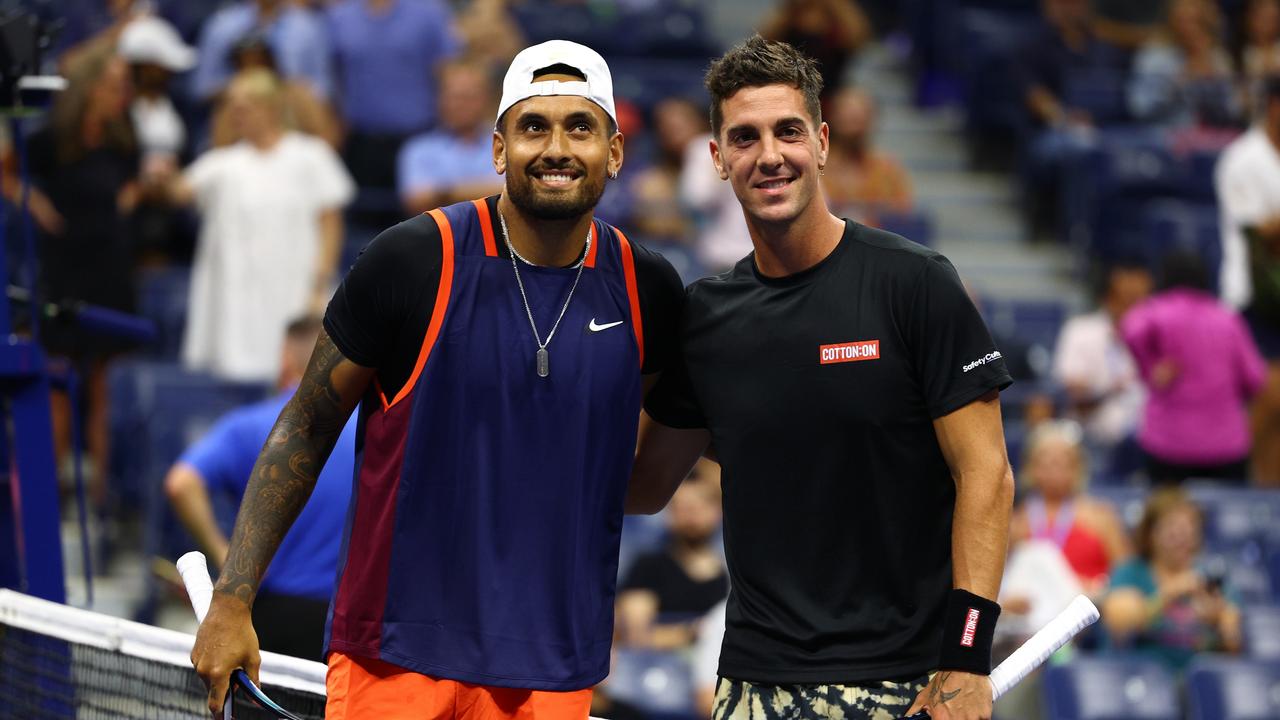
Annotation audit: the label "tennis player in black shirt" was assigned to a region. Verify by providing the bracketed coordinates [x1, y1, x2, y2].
[630, 37, 1016, 720]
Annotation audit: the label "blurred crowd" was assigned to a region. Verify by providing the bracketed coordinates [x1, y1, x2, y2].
[4, 0, 1280, 718]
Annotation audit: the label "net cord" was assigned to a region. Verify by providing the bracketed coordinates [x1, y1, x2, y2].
[0, 589, 327, 696]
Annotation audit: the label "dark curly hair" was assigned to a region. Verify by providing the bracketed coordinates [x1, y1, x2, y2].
[704, 35, 824, 137]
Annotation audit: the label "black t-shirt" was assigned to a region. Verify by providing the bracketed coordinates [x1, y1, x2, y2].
[325, 195, 685, 397]
[620, 549, 729, 618]
[645, 221, 1012, 684]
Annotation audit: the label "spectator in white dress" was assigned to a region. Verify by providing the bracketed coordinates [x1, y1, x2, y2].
[163, 69, 354, 382]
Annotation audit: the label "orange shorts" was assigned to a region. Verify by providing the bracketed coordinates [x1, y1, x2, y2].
[325, 651, 594, 720]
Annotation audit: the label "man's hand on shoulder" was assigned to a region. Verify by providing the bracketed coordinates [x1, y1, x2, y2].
[905, 670, 992, 720]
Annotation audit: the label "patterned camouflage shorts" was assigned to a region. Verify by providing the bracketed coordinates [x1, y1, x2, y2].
[712, 675, 930, 720]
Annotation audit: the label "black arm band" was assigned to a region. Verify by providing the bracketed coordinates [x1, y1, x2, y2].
[938, 588, 1001, 675]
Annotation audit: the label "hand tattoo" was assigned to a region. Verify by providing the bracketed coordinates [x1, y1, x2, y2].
[928, 672, 962, 706]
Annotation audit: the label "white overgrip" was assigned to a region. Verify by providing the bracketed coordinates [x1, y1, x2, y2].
[988, 594, 1100, 700]
[177, 551, 214, 624]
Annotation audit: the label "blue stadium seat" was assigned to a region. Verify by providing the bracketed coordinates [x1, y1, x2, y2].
[1141, 201, 1222, 293]
[1062, 132, 1188, 256]
[108, 360, 269, 550]
[982, 298, 1066, 357]
[607, 649, 695, 716]
[510, 2, 604, 49]
[638, 238, 704, 285]
[618, 512, 668, 583]
[1090, 487, 1148, 530]
[878, 210, 934, 247]
[1185, 150, 1221, 202]
[1201, 553, 1274, 605]
[615, 0, 713, 58]
[341, 221, 381, 274]
[1243, 605, 1280, 660]
[609, 58, 709, 114]
[1186, 657, 1280, 720]
[135, 266, 191, 360]
[1185, 486, 1280, 555]
[1044, 657, 1180, 720]
[1004, 417, 1026, 471]
[1062, 68, 1129, 126]
[953, 8, 1039, 139]
[109, 361, 270, 621]
[1272, 551, 1280, 601]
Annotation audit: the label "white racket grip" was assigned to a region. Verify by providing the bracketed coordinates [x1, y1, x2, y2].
[177, 551, 215, 624]
[988, 595, 1100, 700]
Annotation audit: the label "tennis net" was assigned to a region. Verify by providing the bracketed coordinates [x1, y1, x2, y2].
[0, 589, 327, 719]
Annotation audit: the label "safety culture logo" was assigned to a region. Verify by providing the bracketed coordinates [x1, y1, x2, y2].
[819, 340, 880, 365]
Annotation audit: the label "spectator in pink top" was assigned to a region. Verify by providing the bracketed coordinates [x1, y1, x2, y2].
[1122, 252, 1268, 484]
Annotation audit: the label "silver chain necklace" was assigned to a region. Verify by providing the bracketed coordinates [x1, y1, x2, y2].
[498, 210, 591, 378]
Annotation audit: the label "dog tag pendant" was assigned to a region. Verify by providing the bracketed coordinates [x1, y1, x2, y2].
[536, 348, 550, 378]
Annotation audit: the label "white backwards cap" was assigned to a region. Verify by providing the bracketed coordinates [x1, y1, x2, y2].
[496, 40, 616, 128]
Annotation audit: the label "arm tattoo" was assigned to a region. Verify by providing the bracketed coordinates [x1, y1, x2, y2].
[928, 672, 962, 706]
[215, 333, 360, 605]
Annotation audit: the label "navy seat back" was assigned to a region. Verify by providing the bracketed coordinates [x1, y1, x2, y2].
[1187, 657, 1280, 720]
[1243, 605, 1280, 660]
[1044, 657, 1179, 720]
[608, 649, 695, 715]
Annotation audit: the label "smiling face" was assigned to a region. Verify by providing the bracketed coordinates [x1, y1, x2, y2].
[1248, 0, 1280, 46]
[711, 83, 829, 226]
[223, 70, 283, 141]
[1027, 435, 1083, 500]
[1151, 505, 1203, 569]
[494, 90, 622, 221]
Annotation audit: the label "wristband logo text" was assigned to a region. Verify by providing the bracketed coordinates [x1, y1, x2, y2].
[820, 340, 880, 365]
[960, 608, 981, 647]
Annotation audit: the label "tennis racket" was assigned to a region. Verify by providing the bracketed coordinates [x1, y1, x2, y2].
[177, 552, 306, 720]
[898, 594, 1100, 719]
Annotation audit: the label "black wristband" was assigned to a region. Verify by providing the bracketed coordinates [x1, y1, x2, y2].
[938, 588, 1001, 675]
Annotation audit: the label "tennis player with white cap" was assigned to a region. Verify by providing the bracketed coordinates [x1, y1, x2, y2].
[190, 39, 685, 720]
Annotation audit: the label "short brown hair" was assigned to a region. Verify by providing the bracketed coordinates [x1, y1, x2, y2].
[704, 35, 823, 137]
[1134, 488, 1203, 562]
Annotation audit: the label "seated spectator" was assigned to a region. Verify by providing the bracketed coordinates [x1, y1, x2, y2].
[617, 467, 728, 651]
[1215, 74, 1280, 485]
[1092, 0, 1169, 49]
[27, 52, 139, 504]
[1129, 0, 1242, 129]
[1102, 487, 1243, 671]
[397, 58, 503, 216]
[760, 0, 871, 106]
[1009, 420, 1132, 596]
[1122, 252, 1267, 484]
[1239, 0, 1280, 95]
[191, 0, 333, 102]
[455, 0, 525, 72]
[118, 15, 198, 266]
[162, 69, 355, 382]
[630, 97, 707, 244]
[1052, 262, 1152, 463]
[211, 35, 340, 148]
[327, 0, 461, 191]
[165, 316, 355, 662]
[1021, 0, 1128, 131]
[822, 88, 912, 226]
[680, 130, 751, 274]
[1018, 0, 1129, 225]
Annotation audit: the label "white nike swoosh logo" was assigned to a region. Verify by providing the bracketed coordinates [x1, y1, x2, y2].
[588, 318, 624, 332]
